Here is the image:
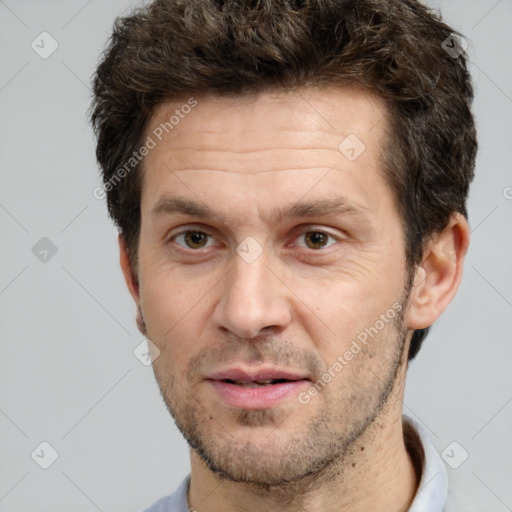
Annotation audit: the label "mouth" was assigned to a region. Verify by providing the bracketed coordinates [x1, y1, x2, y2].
[205, 367, 311, 409]
[219, 378, 299, 388]
[207, 367, 310, 382]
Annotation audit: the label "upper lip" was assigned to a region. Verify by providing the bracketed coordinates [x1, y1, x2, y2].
[206, 367, 310, 383]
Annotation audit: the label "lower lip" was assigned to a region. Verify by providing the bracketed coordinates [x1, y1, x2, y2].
[207, 380, 310, 409]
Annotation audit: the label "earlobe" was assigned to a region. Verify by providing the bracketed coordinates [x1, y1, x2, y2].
[407, 214, 470, 330]
[136, 305, 147, 335]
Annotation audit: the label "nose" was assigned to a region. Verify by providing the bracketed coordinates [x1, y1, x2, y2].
[212, 249, 292, 340]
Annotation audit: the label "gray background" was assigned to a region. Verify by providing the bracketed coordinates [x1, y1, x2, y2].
[1, 1, 511, 510]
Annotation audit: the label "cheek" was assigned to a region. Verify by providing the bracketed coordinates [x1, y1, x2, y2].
[138, 265, 219, 368]
[297, 269, 403, 341]
[139, 271, 190, 347]
[139, 254, 211, 324]
[141, 283, 196, 384]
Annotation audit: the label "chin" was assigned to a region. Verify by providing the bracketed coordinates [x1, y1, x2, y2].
[180, 412, 345, 487]
[195, 439, 322, 486]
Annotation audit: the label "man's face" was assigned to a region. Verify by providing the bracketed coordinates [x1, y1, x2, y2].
[133, 87, 412, 485]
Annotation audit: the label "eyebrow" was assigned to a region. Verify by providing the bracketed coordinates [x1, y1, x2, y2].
[150, 196, 370, 225]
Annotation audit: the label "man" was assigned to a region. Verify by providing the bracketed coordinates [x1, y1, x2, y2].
[90, 0, 478, 510]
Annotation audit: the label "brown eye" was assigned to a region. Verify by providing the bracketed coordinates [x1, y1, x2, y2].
[304, 231, 331, 250]
[185, 231, 209, 248]
[173, 230, 213, 249]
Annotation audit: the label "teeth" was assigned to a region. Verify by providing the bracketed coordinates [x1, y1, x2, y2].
[223, 378, 296, 387]
[232, 379, 275, 387]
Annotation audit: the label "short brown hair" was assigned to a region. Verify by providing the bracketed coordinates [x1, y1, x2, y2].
[90, 0, 477, 360]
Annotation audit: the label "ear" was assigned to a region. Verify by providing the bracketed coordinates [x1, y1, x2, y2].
[118, 233, 140, 304]
[407, 213, 470, 330]
[119, 234, 147, 335]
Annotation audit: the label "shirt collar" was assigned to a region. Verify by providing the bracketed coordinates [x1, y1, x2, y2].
[404, 414, 448, 511]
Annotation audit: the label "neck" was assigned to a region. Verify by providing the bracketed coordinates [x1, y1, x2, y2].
[188, 403, 419, 512]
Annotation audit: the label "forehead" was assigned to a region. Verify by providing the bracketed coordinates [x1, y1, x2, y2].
[140, 87, 391, 221]
[145, 87, 387, 165]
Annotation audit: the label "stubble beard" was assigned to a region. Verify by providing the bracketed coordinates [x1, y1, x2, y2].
[151, 295, 410, 491]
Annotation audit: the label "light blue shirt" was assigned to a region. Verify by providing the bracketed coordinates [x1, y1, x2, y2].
[143, 415, 480, 512]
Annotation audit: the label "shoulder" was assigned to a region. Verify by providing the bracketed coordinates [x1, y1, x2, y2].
[141, 475, 191, 512]
[142, 494, 174, 512]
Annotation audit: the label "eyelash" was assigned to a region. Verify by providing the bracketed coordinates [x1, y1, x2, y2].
[167, 227, 341, 253]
